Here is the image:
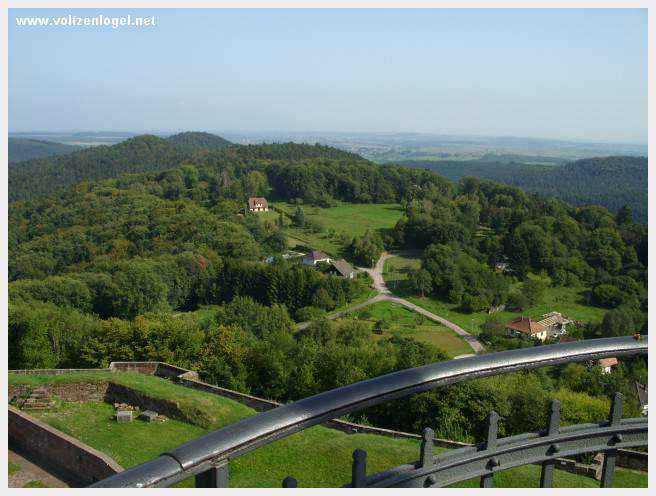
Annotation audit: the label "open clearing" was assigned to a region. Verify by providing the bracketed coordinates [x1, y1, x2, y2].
[383, 253, 608, 335]
[344, 300, 473, 358]
[273, 202, 403, 256]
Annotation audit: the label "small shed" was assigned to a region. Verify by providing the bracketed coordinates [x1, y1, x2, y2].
[328, 259, 356, 279]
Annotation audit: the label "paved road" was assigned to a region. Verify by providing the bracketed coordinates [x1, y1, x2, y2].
[297, 252, 486, 354]
[9, 449, 69, 488]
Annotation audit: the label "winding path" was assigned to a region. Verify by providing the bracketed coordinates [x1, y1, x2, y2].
[297, 252, 486, 354]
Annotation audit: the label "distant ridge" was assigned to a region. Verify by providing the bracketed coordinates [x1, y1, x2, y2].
[399, 155, 647, 223]
[9, 135, 188, 202]
[9, 138, 82, 163]
[8, 135, 367, 203]
[166, 131, 233, 151]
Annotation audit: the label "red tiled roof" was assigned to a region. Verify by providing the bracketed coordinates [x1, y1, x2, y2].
[505, 316, 546, 335]
[598, 357, 618, 367]
[248, 197, 268, 209]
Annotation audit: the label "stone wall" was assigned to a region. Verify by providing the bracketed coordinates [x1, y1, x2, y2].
[109, 361, 158, 375]
[9, 381, 110, 404]
[8, 406, 123, 487]
[617, 449, 648, 472]
[9, 368, 110, 375]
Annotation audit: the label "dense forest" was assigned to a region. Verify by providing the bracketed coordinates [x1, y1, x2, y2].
[8, 138, 82, 163]
[399, 156, 647, 223]
[9, 132, 234, 202]
[8, 139, 648, 443]
[165, 131, 233, 152]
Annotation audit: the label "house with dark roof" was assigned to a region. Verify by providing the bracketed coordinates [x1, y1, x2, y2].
[248, 197, 269, 212]
[505, 316, 548, 341]
[328, 259, 356, 279]
[301, 250, 332, 266]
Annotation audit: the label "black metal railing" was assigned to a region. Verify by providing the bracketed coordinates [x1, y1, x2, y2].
[91, 336, 648, 488]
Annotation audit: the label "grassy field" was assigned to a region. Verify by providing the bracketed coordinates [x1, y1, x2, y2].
[345, 300, 474, 357]
[12, 372, 646, 488]
[273, 201, 404, 257]
[383, 253, 608, 335]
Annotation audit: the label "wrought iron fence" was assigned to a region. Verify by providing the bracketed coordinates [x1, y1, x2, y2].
[91, 336, 647, 488]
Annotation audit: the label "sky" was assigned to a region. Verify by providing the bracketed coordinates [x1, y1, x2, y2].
[9, 8, 648, 142]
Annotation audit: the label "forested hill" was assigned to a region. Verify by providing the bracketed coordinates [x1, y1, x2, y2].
[8, 137, 368, 202]
[9, 138, 82, 163]
[397, 156, 647, 223]
[166, 131, 233, 151]
[517, 156, 647, 223]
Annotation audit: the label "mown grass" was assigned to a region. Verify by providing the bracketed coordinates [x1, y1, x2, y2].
[383, 253, 608, 335]
[14, 373, 646, 488]
[274, 201, 403, 257]
[346, 300, 473, 357]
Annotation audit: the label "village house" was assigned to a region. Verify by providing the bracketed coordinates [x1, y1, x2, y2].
[505, 312, 572, 342]
[248, 197, 269, 212]
[301, 250, 332, 266]
[597, 357, 618, 374]
[327, 259, 356, 279]
[505, 316, 548, 341]
[535, 311, 572, 337]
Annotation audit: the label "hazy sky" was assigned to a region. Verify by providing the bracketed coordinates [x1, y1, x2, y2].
[9, 8, 647, 142]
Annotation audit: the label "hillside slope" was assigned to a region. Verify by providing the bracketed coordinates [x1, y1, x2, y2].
[9, 138, 82, 163]
[8, 135, 189, 202]
[399, 156, 647, 222]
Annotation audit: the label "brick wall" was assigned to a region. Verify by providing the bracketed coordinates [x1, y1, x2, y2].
[8, 406, 123, 487]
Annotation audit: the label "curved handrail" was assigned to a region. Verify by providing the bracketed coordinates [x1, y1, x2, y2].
[92, 336, 647, 487]
[362, 418, 648, 487]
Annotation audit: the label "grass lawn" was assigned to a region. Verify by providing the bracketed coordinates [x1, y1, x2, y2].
[274, 202, 404, 257]
[16, 372, 646, 488]
[383, 253, 608, 336]
[8, 460, 21, 476]
[346, 300, 474, 357]
[9, 371, 253, 429]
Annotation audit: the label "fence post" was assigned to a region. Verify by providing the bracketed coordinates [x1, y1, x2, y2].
[600, 393, 623, 488]
[352, 449, 367, 487]
[419, 427, 435, 468]
[282, 476, 298, 488]
[195, 460, 229, 488]
[540, 399, 561, 488]
[480, 411, 499, 488]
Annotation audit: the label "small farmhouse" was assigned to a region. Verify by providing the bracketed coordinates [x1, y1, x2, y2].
[505, 316, 548, 341]
[328, 259, 356, 279]
[535, 312, 572, 338]
[248, 197, 269, 212]
[597, 357, 618, 374]
[302, 250, 332, 266]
